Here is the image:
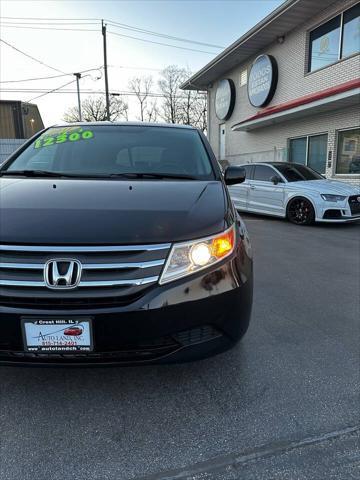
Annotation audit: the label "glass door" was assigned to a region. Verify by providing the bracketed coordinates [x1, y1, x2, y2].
[219, 124, 226, 160]
[308, 134, 328, 174]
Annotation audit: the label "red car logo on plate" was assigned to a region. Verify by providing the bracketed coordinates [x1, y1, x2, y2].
[64, 326, 83, 336]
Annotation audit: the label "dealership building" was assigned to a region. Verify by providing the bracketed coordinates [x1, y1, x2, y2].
[181, 0, 360, 183]
[0, 100, 44, 164]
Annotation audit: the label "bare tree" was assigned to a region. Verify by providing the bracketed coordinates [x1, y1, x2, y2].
[63, 95, 128, 122]
[144, 99, 160, 122]
[197, 95, 208, 133]
[128, 76, 154, 122]
[158, 66, 207, 131]
[183, 91, 207, 132]
[158, 65, 187, 124]
[180, 88, 193, 126]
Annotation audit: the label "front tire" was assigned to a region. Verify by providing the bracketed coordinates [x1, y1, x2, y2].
[287, 197, 315, 225]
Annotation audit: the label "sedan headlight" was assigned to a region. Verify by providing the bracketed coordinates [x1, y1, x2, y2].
[320, 194, 347, 202]
[159, 224, 236, 284]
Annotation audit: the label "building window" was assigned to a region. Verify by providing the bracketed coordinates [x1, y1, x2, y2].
[240, 69, 247, 86]
[342, 4, 360, 58]
[336, 128, 360, 174]
[308, 3, 360, 72]
[309, 16, 341, 71]
[289, 134, 328, 174]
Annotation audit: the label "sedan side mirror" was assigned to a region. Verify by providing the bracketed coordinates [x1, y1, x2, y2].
[224, 166, 246, 186]
[270, 175, 282, 185]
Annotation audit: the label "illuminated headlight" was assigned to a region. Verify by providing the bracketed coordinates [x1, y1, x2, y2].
[320, 194, 347, 202]
[159, 224, 236, 285]
[190, 243, 212, 266]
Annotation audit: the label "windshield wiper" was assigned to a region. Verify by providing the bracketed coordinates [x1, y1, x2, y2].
[0, 170, 113, 179]
[108, 172, 197, 180]
[0, 170, 77, 178]
[0, 170, 198, 180]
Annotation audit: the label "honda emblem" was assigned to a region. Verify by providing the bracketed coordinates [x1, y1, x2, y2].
[44, 259, 82, 290]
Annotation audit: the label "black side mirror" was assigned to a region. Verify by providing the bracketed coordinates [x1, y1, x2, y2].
[224, 166, 246, 185]
[270, 175, 281, 185]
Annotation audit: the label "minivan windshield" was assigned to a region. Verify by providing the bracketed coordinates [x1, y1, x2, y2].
[275, 164, 324, 182]
[2, 125, 215, 180]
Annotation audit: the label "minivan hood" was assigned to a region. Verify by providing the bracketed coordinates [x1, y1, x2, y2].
[288, 179, 360, 195]
[0, 178, 227, 244]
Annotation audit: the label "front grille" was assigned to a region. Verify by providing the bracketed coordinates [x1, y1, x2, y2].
[0, 325, 223, 364]
[0, 292, 145, 308]
[0, 243, 170, 308]
[348, 195, 360, 215]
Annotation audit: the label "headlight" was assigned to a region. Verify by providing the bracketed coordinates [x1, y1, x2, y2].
[320, 194, 347, 202]
[159, 224, 236, 285]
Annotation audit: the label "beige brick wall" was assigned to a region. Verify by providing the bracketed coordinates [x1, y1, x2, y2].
[207, 0, 360, 181]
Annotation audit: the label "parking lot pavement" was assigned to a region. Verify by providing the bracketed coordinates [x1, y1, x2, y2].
[0, 215, 359, 480]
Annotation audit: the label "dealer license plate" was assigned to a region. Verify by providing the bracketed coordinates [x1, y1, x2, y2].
[22, 318, 93, 353]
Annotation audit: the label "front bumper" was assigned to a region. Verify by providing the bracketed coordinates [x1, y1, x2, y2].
[317, 215, 360, 223]
[0, 246, 253, 366]
[316, 198, 360, 223]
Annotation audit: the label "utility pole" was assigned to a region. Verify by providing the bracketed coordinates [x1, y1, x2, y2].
[74, 73, 82, 121]
[102, 20, 110, 121]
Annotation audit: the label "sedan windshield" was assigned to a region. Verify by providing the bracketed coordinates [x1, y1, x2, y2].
[2, 125, 215, 180]
[275, 164, 324, 182]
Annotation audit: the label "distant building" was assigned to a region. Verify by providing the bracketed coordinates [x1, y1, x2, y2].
[0, 100, 44, 139]
[181, 0, 360, 183]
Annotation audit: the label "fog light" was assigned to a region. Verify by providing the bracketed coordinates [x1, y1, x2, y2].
[190, 243, 212, 266]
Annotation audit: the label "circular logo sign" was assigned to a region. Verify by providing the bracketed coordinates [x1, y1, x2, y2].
[215, 79, 235, 120]
[248, 55, 278, 108]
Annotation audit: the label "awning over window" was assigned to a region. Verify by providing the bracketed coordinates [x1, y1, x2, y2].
[232, 79, 360, 132]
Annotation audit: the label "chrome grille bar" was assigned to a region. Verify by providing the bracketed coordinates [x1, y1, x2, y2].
[0, 244, 171, 252]
[0, 276, 159, 288]
[0, 259, 165, 270]
[83, 259, 165, 269]
[0, 263, 43, 270]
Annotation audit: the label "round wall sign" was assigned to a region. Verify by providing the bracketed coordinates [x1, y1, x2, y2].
[215, 79, 236, 120]
[248, 55, 278, 108]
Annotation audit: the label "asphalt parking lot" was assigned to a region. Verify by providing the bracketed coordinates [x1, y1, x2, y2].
[0, 214, 359, 480]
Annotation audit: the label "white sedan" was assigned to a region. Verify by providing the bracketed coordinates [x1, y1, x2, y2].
[228, 162, 360, 225]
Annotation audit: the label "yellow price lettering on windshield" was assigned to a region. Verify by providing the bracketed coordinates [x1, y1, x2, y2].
[34, 129, 94, 149]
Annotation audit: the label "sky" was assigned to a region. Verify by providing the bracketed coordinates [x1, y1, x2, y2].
[0, 0, 283, 126]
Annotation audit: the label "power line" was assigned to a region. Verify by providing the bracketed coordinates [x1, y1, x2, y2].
[26, 79, 78, 102]
[0, 73, 71, 83]
[0, 65, 189, 84]
[1, 23, 216, 54]
[106, 20, 224, 49]
[1, 21, 99, 25]
[0, 38, 66, 74]
[108, 30, 217, 55]
[2, 88, 205, 99]
[1, 25, 98, 32]
[0, 67, 102, 84]
[0, 17, 224, 50]
[1, 25, 219, 55]
[1, 16, 99, 21]
[109, 65, 163, 72]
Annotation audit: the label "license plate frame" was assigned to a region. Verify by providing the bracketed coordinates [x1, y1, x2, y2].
[21, 317, 94, 353]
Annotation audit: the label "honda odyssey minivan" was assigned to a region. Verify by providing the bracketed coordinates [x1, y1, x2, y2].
[0, 122, 253, 365]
